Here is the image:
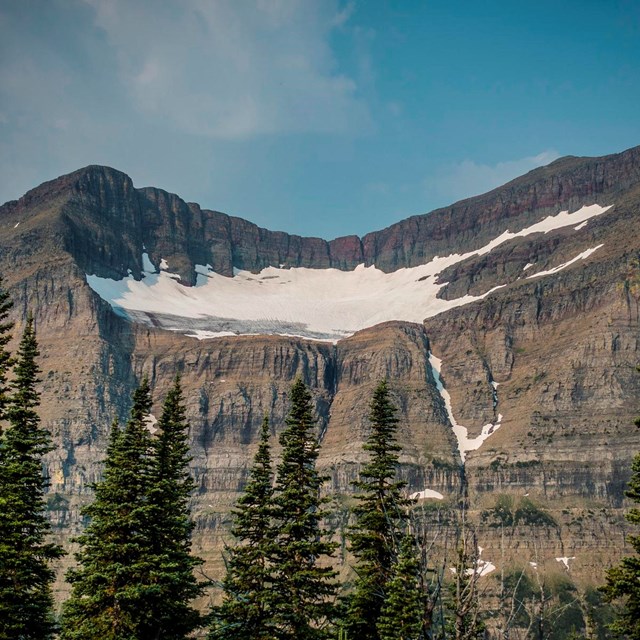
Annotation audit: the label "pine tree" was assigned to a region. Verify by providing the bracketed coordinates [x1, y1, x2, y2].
[269, 378, 338, 640]
[0, 276, 13, 432]
[210, 415, 276, 640]
[377, 535, 424, 640]
[345, 379, 411, 640]
[0, 314, 64, 639]
[601, 447, 640, 638]
[144, 375, 206, 638]
[60, 379, 156, 639]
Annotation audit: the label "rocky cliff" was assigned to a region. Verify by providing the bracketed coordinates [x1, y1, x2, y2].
[4, 145, 639, 283]
[0, 145, 639, 603]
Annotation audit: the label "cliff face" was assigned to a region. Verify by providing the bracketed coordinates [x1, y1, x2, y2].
[4, 145, 639, 283]
[0, 145, 639, 600]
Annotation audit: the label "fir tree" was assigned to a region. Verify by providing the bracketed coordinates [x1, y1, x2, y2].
[601, 447, 640, 638]
[377, 535, 424, 640]
[345, 379, 411, 640]
[0, 276, 13, 432]
[210, 415, 276, 640]
[60, 379, 156, 639]
[269, 378, 338, 640]
[0, 314, 64, 639]
[144, 375, 206, 638]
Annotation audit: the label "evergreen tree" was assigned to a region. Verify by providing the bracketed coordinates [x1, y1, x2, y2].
[377, 535, 424, 640]
[210, 415, 276, 640]
[0, 314, 64, 639]
[145, 375, 206, 638]
[601, 447, 640, 638]
[60, 379, 156, 639]
[0, 276, 13, 432]
[269, 378, 338, 640]
[344, 379, 411, 640]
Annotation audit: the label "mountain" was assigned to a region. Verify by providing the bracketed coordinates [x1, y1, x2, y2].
[1, 145, 639, 602]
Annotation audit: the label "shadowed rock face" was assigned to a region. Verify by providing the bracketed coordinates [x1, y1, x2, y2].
[4, 145, 639, 283]
[0, 145, 639, 600]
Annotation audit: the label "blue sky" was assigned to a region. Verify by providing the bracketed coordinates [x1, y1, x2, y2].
[1, 0, 639, 238]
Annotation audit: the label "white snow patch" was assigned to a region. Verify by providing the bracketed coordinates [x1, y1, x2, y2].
[87, 260, 506, 342]
[468, 204, 611, 257]
[195, 264, 214, 280]
[144, 413, 158, 434]
[186, 329, 238, 340]
[574, 220, 589, 230]
[491, 381, 499, 389]
[527, 245, 603, 280]
[85, 204, 612, 342]
[410, 489, 444, 500]
[452, 547, 496, 577]
[523, 262, 534, 271]
[556, 556, 575, 570]
[142, 252, 156, 274]
[13, 222, 20, 228]
[467, 560, 496, 578]
[471, 547, 497, 577]
[429, 353, 503, 462]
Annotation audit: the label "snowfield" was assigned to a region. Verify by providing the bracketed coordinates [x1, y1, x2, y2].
[86, 204, 611, 342]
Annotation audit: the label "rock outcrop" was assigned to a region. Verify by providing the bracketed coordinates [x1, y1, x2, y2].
[0, 145, 639, 602]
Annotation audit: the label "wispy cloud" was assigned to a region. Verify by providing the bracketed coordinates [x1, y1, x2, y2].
[424, 150, 560, 206]
[82, 0, 371, 138]
[0, 0, 370, 207]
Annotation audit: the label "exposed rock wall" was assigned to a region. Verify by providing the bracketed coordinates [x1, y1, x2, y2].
[0, 146, 639, 604]
[4, 146, 640, 285]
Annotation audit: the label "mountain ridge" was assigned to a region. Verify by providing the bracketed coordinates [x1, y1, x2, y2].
[0, 144, 639, 604]
[3, 145, 639, 286]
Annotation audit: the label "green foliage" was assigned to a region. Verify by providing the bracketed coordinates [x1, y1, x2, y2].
[269, 378, 338, 639]
[498, 569, 586, 640]
[210, 415, 276, 640]
[61, 378, 204, 639]
[545, 575, 585, 640]
[514, 497, 557, 527]
[0, 276, 13, 431]
[481, 494, 515, 527]
[481, 494, 556, 528]
[146, 375, 207, 637]
[376, 535, 423, 640]
[61, 380, 156, 639]
[344, 380, 412, 640]
[583, 586, 616, 640]
[601, 449, 640, 638]
[0, 315, 64, 639]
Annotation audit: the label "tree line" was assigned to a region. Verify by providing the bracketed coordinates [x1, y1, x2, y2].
[1, 277, 639, 639]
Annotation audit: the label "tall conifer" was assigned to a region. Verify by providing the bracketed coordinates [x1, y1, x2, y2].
[270, 378, 338, 640]
[145, 375, 206, 638]
[345, 379, 411, 640]
[61, 379, 156, 639]
[601, 450, 640, 637]
[0, 276, 13, 432]
[0, 314, 64, 639]
[210, 415, 276, 640]
[377, 535, 424, 640]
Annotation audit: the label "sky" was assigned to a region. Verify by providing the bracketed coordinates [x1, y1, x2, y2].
[1, 0, 639, 239]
